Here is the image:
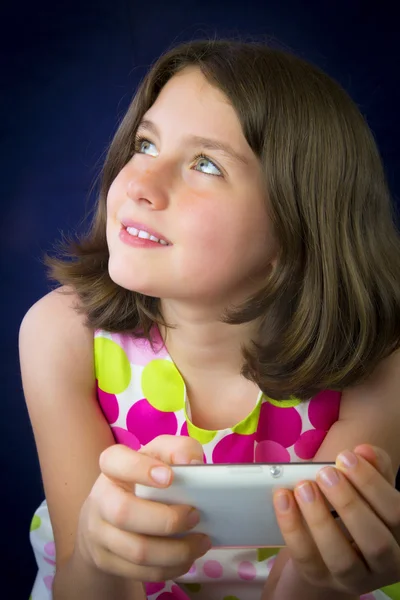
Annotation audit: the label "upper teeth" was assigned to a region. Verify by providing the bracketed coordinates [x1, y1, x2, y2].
[126, 227, 168, 245]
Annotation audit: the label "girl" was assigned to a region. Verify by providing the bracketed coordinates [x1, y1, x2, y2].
[20, 39, 400, 600]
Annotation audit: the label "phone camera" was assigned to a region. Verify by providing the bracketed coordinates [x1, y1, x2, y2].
[269, 465, 282, 478]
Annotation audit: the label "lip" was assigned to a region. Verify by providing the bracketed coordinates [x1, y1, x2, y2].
[120, 219, 171, 245]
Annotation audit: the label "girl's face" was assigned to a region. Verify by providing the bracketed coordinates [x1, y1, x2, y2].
[106, 67, 277, 309]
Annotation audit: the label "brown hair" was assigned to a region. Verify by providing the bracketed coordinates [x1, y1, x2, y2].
[47, 38, 400, 400]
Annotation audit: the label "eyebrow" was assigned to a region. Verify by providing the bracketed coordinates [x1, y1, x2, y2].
[137, 119, 249, 166]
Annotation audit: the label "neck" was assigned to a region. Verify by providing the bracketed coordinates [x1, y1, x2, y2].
[159, 299, 258, 376]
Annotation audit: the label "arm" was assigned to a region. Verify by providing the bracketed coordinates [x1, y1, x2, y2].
[19, 288, 146, 600]
[263, 350, 400, 600]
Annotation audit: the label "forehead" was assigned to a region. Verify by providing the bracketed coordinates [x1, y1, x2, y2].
[144, 67, 246, 143]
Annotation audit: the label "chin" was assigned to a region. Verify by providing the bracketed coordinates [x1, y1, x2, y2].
[107, 256, 160, 297]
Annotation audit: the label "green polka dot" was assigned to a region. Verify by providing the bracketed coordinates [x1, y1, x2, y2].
[257, 547, 279, 561]
[142, 359, 184, 412]
[186, 418, 217, 444]
[381, 583, 400, 600]
[184, 583, 202, 592]
[233, 397, 262, 435]
[266, 396, 301, 408]
[30, 515, 41, 532]
[94, 338, 131, 394]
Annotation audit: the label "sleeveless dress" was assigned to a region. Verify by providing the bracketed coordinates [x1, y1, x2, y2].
[29, 327, 399, 599]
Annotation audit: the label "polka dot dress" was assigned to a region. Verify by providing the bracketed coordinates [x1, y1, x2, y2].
[28, 328, 397, 600]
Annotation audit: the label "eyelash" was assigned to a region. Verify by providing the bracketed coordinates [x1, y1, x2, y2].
[133, 135, 223, 178]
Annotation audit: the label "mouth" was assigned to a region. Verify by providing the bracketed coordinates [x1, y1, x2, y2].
[120, 221, 171, 246]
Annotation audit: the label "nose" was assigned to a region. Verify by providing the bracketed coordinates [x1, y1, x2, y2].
[126, 165, 170, 211]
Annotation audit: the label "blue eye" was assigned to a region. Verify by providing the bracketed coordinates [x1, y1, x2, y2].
[135, 137, 158, 156]
[193, 155, 222, 177]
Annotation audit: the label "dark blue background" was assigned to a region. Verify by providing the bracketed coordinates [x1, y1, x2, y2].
[2, 1, 399, 596]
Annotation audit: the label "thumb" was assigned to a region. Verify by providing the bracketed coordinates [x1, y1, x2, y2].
[353, 444, 395, 485]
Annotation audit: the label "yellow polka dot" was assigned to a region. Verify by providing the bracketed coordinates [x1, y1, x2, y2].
[257, 547, 279, 561]
[186, 418, 217, 444]
[142, 359, 184, 412]
[184, 583, 202, 592]
[381, 583, 400, 600]
[233, 398, 262, 435]
[266, 396, 301, 408]
[94, 338, 131, 394]
[30, 515, 41, 532]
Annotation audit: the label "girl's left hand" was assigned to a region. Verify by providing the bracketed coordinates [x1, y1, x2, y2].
[272, 445, 400, 596]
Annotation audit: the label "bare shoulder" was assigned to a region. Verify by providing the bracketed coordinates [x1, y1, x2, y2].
[340, 348, 400, 417]
[19, 286, 115, 566]
[19, 285, 92, 357]
[314, 349, 400, 467]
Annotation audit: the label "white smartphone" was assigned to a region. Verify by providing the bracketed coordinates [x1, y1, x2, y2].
[135, 462, 337, 548]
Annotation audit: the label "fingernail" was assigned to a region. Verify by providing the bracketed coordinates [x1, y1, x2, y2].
[275, 492, 290, 512]
[318, 466, 340, 487]
[337, 451, 358, 469]
[173, 453, 202, 465]
[186, 509, 200, 529]
[150, 466, 171, 485]
[296, 483, 315, 503]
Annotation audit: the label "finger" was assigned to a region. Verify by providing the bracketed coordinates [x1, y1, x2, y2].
[316, 466, 400, 574]
[352, 445, 395, 485]
[273, 488, 329, 585]
[141, 434, 204, 465]
[98, 520, 211, 570]
[100, 484, 200, 536]
[293, 479, 368, 588]
[334, 451, 400, 535]
[90, 544, 195, 582]
[99, 444, 173, 488]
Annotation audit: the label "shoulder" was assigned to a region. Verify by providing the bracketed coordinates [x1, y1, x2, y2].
[19, 286, 95, 405]
[340, 349, 400, 420]
[322, 350, 400, 466]
[20, 285, 90, 338]
[20, 286, 93, 360]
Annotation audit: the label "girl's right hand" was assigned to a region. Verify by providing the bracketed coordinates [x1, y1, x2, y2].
[76, 435, 211, 582]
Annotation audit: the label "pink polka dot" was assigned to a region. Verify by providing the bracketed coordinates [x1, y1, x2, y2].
[44, 541, 55, 556]
[203, 559, 223, 578]
[255, 440, 290, 463]
[44, 575, 54, 590]
[294, 429, 327, 459]
[256, 403, 302, 448]
[308, 391, 341, 431]
[97, 387, 119, 424]
[43, 557, 56, 566]
[145, 582, 166, 596]
[157, 588, 190, 600]
[170, 585, 191, 599]
[187, 563, 197, 575]
[212, 433, 255, 464]
[360, 595, 375, 600]
[111, 329, 168, 366]
[126, 399, 178, 445]
[112, 427, 141, 450]
[238, 560, 257, 580]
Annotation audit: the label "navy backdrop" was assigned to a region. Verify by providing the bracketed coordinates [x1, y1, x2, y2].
[2, 1, 399, 596]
